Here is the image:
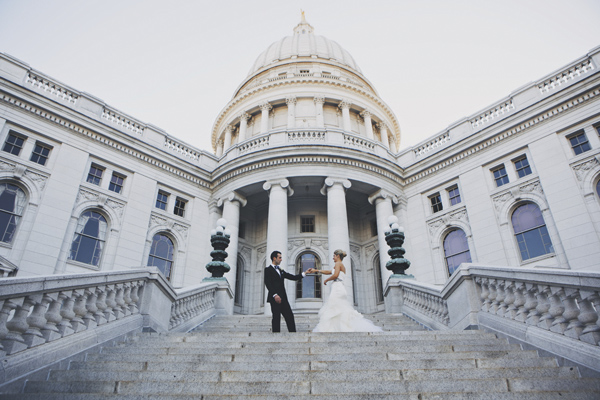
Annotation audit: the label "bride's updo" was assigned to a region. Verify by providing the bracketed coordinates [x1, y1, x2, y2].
[334, 249, 347, 260]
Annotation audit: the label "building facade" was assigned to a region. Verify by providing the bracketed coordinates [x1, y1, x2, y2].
[1, 18, 599, 316]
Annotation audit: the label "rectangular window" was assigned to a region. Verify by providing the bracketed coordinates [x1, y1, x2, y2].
[447, 186, 461, 206]
[156, 190, 169, 210]
[370, 219, 378, 237]
[174, 197, 187, 217]
[569, 131, 591, 155]
[301, 216, 315, 233]
[30, 142, 51, 166]
[3, 133, 26, 156]
[429, 193, 443, 213]
[86, 164, 104, 185]
[514, 156, 532, 178]
[492, 165, 509, 187]
[108, 173, 125, 194]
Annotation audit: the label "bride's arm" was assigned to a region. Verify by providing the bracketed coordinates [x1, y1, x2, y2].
[323, 263, 341, 285]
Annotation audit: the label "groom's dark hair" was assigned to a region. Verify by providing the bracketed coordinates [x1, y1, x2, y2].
[270, 251, 281, 262]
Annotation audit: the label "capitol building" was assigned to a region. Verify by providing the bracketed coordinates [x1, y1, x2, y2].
[0, 15, 599, 320]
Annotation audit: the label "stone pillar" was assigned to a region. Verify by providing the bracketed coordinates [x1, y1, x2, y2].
[360, 110, 374, 140]
[314, 95, 325, 128]
[286, 96, 297, 129]
[223, 125, 233, 150]
[216, 141, 224, 157]
[339, 100, 352, 132]
[263, 179, 294, 314]
[259, 102, 272, 133]
[378, 122, 389, 148]
[218, 191, 247, 314]
[238, 112, 250, 142]
[368, 189, 399, 285]
[321, 177, 354, 305]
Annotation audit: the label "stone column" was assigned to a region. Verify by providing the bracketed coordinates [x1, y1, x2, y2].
[377, 122, 389, 148]
[321, 177, 354, 305]
[238, 112, 250, 142]
[259, 102, 272, 133]
[216, 141, 224, 157]
[360, 110, 374, 140]
[263, 179, 294, 314]
[286, 96, 297, 129]
[218, 191, 247, 314]
[368, 189, 399, 285]
[339, 100, 352, 132]
[223, 125, 233, 150]
[314, 95, 325, 128]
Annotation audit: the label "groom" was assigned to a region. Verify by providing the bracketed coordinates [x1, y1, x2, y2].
[264, 250, 308, 332]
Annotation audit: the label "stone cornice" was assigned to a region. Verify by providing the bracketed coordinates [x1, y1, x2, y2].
[0, 87, 211, 189]
[404, 84, 600, 184]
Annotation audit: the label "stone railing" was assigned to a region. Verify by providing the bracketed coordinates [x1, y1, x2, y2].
[164, 137, 203, 162]
[538, 58, 594, 94]
[101, 107, 144, 136]
[344, 133, 376, 152]
[470, 99, 515, 129]
[25, 72, 79, 104]
[238, 135, 269, 155]
[385, 264, 600, 372]
[0, 268, 224, 386]
[288, 131, 326, 142]
[413, 131, 450, 157]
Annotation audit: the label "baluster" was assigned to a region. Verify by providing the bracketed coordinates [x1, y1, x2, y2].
[0, 300, 6, 355]
[70, 289, 88, 333]
[42, 292, 63, 341]
[24, 294, 50, 348]
[535, 285, 553, 330]
[562, 288, 583, 340]
[3, 296, 36, 354]
[0, 297, 27, 354]
[104, 285, 118, 322]
[442, 301, 450, 325]
[488, 280, 499, 314]
[510, 282, 526, 321]
[113, 284, 125, 319]
[503, 281, 516, 319]
[475, 278, 490, 312]
[83, 288, 98, 329]
[495, 280, 508, 317]
[578, 291, 600, 345]
[94, 286, 109, 325]
[549, 288, 568, 334]
[129, 282, 142, 314]
[58, 291, 76, 337]
[523, 284, 540, 326]
[122, 284, 133, 317]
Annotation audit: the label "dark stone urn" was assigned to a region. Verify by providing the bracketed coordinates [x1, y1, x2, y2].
[205, 219, 231, 279]
[384, 216, 412, 276]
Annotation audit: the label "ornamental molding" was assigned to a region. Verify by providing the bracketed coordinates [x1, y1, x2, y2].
[349, 244, 361, 263]
[0, 90, 210, 188]
[0, 159, 49, 192]
[365, 243, 378, 260]
[313, 95, 325, 105]
[367, 188, 398, 205]
[320, 177, 351, 195]
[217, 191, 247, 207]
[259, 102, 272, 111]
[148, 212, 190, 240]
[571, 155, 600, 181]
[404, 86, 600, 185]
[239, 245, 252, 265]
[76, 187, 126, 218]
[491, 178, 544, 212]
[426, 206, 469, 237]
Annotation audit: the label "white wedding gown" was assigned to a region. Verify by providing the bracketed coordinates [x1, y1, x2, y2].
[312, 271, 383, 332]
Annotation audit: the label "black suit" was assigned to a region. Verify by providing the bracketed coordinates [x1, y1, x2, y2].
[264, 265, 303, 332]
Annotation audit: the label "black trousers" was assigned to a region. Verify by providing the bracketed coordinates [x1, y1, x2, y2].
[270, 300, 296, 332]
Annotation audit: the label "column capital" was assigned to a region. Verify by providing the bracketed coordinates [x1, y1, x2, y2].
[368, 189, 398, 205]
[320, 177, 351, 195]
[239, 112, 251, 121]
[259, 102, 272, 111]
[225, 125, 234, 133]
[338, 100, 351, 110]
[313, 95, 325, 105]
[285, 96, 297, 105]
[263, 179, 294, 196]
[217, 191, 247, 208]
[360, 109, 372, 118]
[376, 122, 388, 131]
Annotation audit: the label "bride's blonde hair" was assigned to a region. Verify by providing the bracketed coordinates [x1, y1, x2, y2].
[333, 249, 347, 260]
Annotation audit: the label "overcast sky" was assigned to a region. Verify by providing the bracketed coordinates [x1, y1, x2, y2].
[1, 0, 600, 153]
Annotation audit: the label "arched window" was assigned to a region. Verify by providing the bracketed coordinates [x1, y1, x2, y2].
[443, 229, 472, 276]
[374, 254, 384, 304]
[296, 253, 321, 299]
[511, 203, 553, 261]
[69, 211, 108, 266]
[234, 256, 244, 306]
[0, 183, 27, 243]
[147, 233, 174, 279]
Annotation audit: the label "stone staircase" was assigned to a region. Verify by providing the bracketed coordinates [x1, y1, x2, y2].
[3, 314, 600, 399]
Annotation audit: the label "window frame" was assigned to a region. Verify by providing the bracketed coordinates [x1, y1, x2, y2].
[86, 164, 105, 186]
[68, 210, 108, 267]
[513, 155, 532, 179]
[511, 202, 554, 261]
[108, 172, 125, 194]
[300, 215, 315, 233]
[567, 130, 591, 156]
[447, 185, 461, 206]
[295, 252, 322, 300]
[429, 192, 443, 213]
[2, 132, 26, 156]
[156, 190, 169, 210]
[29, 141, 52, 166]
[173, 197, 187, 217]
[492, 164, 510, 187]
[147, 232, 175, 280]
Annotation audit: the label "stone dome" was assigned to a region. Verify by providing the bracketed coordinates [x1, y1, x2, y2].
[247, 16, 362, 76]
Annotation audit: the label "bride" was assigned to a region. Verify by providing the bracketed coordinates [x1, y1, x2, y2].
[308, 249, 382, 332]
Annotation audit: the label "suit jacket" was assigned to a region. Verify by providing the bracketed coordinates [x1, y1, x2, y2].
[264, 265, 303, 304]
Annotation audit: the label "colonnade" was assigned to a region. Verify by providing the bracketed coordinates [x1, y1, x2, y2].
[217, 178, 401, 313]
[215, 98, 392, 156]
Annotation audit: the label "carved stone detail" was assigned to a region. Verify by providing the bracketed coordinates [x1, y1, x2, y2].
[76, 188, 126, 218]
[149, 213, 189, 240]
[572, 157, 600, 181]
[427, 206, 469, 237]
[492, 179, 544, 212]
